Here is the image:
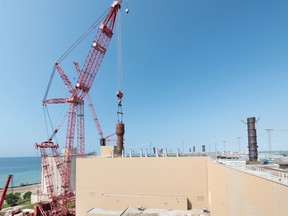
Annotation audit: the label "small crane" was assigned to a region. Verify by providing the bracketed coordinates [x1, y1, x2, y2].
[0, 174, 13, 210]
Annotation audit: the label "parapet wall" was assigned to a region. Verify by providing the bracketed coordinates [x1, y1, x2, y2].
[207, 161, 288, 216]
[76, 156, 288, 216]
[76, 156, 209, 215]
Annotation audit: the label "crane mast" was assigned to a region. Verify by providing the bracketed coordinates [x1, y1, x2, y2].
[36, 1, 123, 215]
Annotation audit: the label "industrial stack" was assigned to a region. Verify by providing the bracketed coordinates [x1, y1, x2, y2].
[246, 117, 260, 165]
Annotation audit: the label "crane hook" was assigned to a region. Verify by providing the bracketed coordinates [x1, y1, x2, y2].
[125, 0, 129, 14]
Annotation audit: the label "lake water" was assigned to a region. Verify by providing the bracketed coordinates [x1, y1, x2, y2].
[0, 157, 41, 188]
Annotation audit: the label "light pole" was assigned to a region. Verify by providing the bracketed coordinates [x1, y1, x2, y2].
[266, 129, 273, 153]
[237, 137, 242, 153]
[223, 140, 226, 153]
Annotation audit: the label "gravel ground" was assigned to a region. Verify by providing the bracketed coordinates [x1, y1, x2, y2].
[0, 184, 40, 195]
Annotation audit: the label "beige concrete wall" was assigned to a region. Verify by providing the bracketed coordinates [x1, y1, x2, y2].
[76, 157, 209, 216]
[100, 146, 117, 157]
[77, 156, 288, 216]
[207, 161, 288, 216]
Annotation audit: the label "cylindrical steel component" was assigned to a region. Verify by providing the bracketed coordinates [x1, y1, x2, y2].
[116, 122, 125, 155]
[129, 149, 132, 157]
[247, 117, 258, 161]
[202, 145, 206, 153]
[100, 138, 106, 146]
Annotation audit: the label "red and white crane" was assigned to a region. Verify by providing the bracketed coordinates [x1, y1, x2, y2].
[34, 1, 123, 214]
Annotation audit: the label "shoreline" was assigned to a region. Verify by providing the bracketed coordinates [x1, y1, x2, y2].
[0, 183, 41, 194]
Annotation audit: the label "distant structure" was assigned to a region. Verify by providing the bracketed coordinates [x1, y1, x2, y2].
[246, 117, 259, 164]
[202, 145, 206, 153]
[266, 129, 273, 153]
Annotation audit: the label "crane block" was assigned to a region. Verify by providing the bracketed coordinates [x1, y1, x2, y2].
[76, 82, 90, 92]
[99, 24, 113, 38]
[92, 41, 107, 53]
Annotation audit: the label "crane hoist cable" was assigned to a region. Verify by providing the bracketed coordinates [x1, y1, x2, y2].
[43, 104, 60, 144]
[43, 66, 56, 102]
[45, 105, 59, 144]
[43, 104, 50, 140]
[43, 7, 109, 102]
[117, 10, 122, 91]
[56, 7, 109, 64]
[43, 102, 68, 144]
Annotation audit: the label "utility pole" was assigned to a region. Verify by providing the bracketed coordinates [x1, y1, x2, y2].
[237, 137, 242, 153]
[223, 140, 226, 153]
[266, 129, 273, 153]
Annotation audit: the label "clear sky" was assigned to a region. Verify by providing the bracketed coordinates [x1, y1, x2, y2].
[0, 0, 288, 157]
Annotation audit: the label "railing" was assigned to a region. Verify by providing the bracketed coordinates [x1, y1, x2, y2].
[105, 148, 208, 158]
[216, 159, 288, 185]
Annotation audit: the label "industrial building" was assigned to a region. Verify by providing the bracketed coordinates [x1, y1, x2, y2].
[75, 149, 288, 216]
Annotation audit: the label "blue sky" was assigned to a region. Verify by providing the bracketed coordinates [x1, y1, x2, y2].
[0, 0, 288, 157]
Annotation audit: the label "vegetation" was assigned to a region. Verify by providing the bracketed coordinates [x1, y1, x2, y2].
[4, 191, 32, 208]
[4, 193, 20, 207]
[21, 203, 35, 209]
[23, 191, 32, 200]
[64, 201, 75, 209]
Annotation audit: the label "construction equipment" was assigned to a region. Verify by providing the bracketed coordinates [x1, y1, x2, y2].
[35, 0, 123, 215]
[116, 90, 125, 154]
[86, 94, 116, 146]
[0, 175, 13, 210]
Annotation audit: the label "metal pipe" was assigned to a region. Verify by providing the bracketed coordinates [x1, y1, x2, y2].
[129, 149, 132, 158]
[202, 145, 206, 153]
[116, 123, 125, 155]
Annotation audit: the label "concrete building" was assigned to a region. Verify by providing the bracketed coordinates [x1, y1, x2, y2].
[76, 152, 288, 216]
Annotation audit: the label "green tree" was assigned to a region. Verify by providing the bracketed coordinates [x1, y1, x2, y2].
[23, 191, 32, 200]
[4, 193, 20, 207]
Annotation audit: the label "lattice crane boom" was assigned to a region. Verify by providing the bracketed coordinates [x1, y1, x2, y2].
[36, 1, 123, 214]
[55, 63, 74, 94]
[77, 1, 122, 100]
